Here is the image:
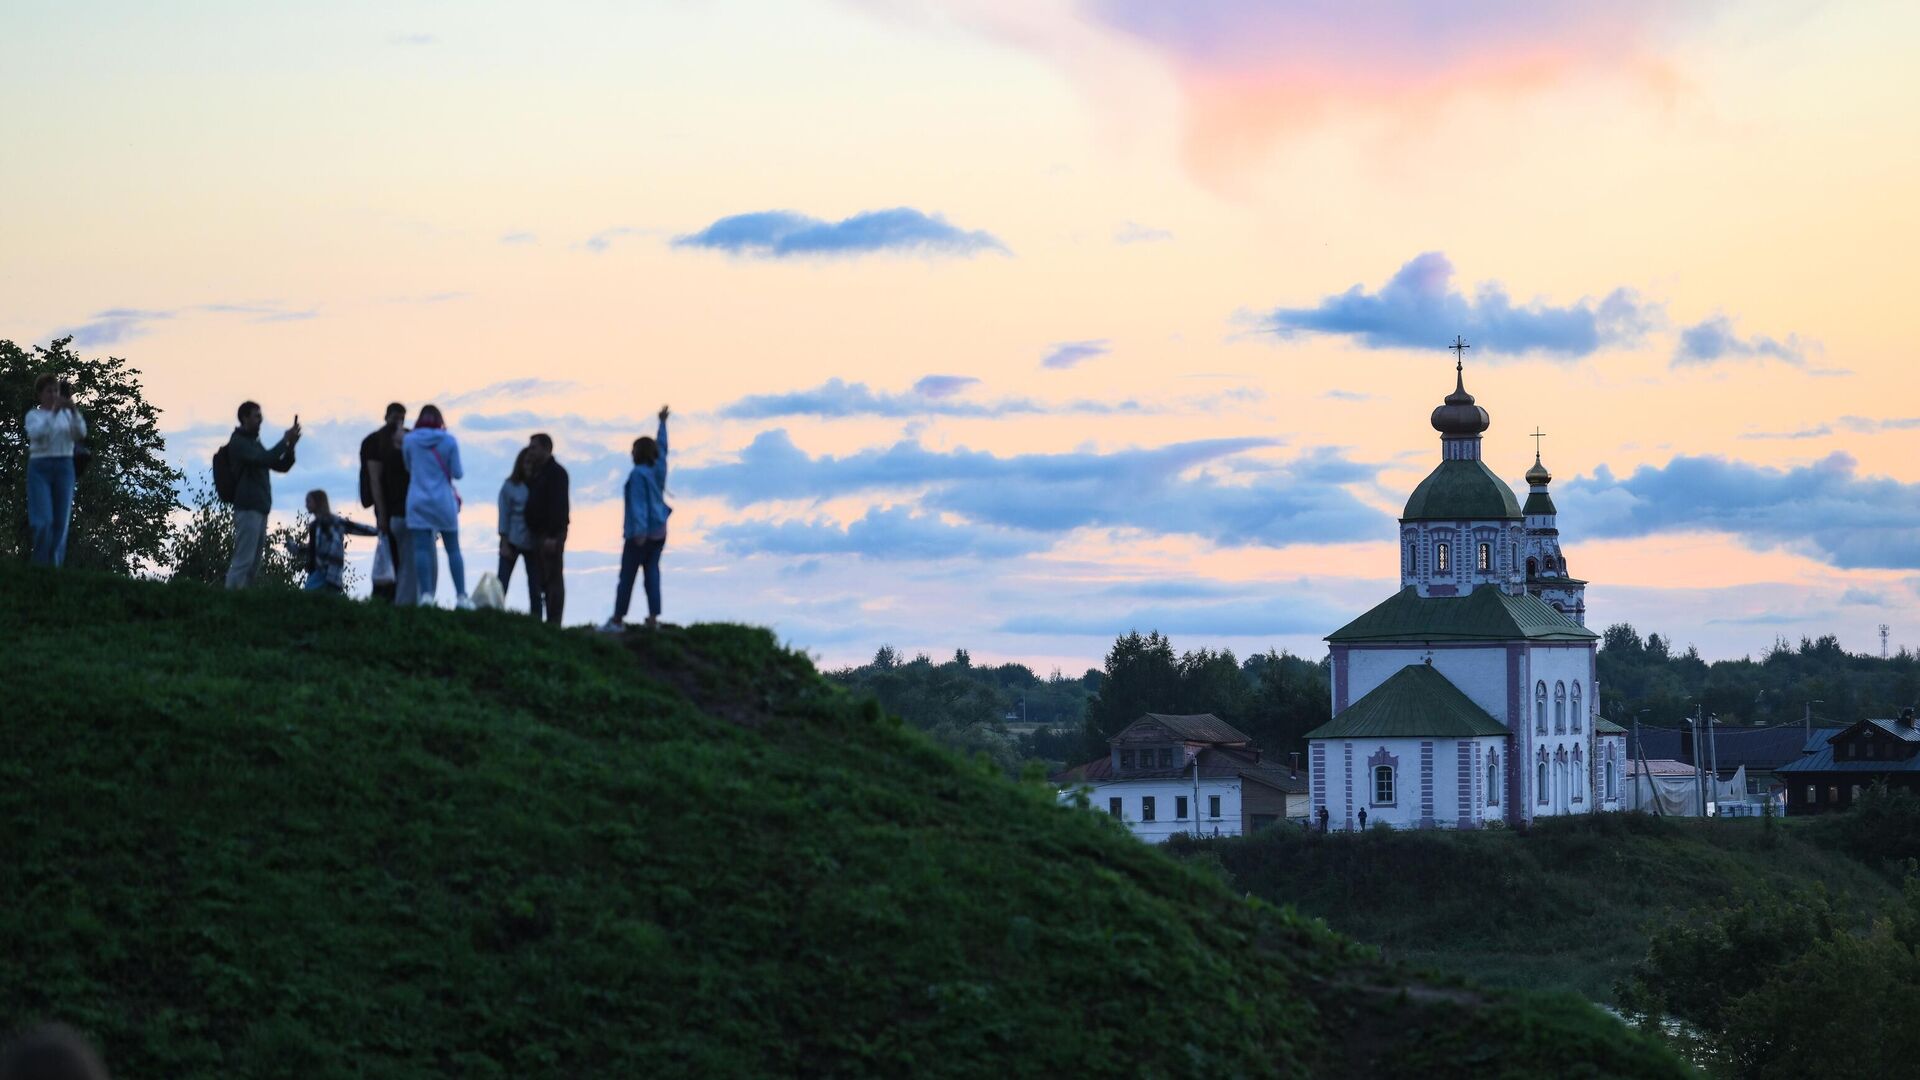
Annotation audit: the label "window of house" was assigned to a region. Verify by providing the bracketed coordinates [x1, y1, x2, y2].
[1828, 786, 1840, 804]
[1554, 682, 1567, 733]
[1478, 542, 1491, 571]
[1537, 761, 1549, 803]
[1436, 543, 1450, 573]
[1141, 796, 1156, 822]
[1372, 765, 1395, 805]
[1158, 747, 1173, 768]
[1806, 785, 1817, 803]
[1208, 795, 1221, 818]
[1176, 796, 1188, 820]
[1605, 756, 1617, 799]
[1487, 759, 1500, 805]
[1535, 683, 1548, 734]
[1120, 750, 1135, 770]
[1109, 797, 1123, 817]
[1571, 684, 1582, 732]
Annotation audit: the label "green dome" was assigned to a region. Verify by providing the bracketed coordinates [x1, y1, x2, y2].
[1402, 460, 1523, 521]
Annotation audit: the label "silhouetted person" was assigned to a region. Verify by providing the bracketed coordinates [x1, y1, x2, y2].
[224, 401, 299, 589]
[402, 404, 468, 608]
[602, 405, 672, 632]
[1357, 807, 1368, 829]
[496, 447, 543, 617]
[289, 490, 379, 593]
[1318, 806, 1329, 833]
[360, 403, 414, 604]
[524, 432, 570, 624]
[24, 374, 86, 567]
[0, 1024, 109, 1080]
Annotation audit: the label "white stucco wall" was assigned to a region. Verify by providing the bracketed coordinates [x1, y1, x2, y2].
[1313, 736, 1508, 831]
[1516, 643, 1597, 819]
[1064, 778, 1243, 844]
[1345, 645, 1510, 720]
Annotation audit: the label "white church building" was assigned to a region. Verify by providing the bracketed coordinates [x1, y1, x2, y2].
[1306, 349, 1626, 830]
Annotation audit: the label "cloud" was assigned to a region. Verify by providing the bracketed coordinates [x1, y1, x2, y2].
[1740, 415, 1920, 441]
[1839, 588, 1887, 608]
[911, 374, 979, 398]
[58, 308, 173, 347]
[1566, 452, 1920, 569]
[584, 226, 648, 253]
[500, 231, 537, 245]
[711, 506, 1049, 561]
[1114, 221, 1173, 244]
[672, 208, 1007, 259]
[715, 377, 1147, 419]
[459, 410, 646, 435]
[1322, 389, 1373, 402]
[682, 430, 1386, 547]
[389, 33, 436, 46]
[998, 597, 1339, 638]
[1263, 252, 1654, 359]
[1673, 315, 1810, 368]
[1040, 339, 1110, 369]
[437, 378, 580, 408]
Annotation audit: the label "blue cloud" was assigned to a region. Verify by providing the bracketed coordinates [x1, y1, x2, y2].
[999, 597, 1341, 638]
[438, 378, 579, 408]
[1040, 339, 1110, 369]
[1565, 452, 1920, 569]
[1265, 251, 1653, 358]
[500, 231, 537, 245]
[59, 308, 173, 347]
[681, 430, 1385, 547]
[711, 506, 1048, 561]
[1673, 315, 1809, 367]
[1741, 415, 1920, 441]
[672, 208, 1007, 259]
[584, 226, 647, 253]
[1322, 390, 1374, 402]
[716, 377, 1145, 419]
[1114, 221, 1173, 244]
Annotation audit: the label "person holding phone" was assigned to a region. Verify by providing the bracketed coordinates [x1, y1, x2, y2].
[223, 400, 300, 589]
[23, 374, 88, 566]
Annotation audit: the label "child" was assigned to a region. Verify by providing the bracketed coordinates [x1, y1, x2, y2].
[290, 490, 380, 594]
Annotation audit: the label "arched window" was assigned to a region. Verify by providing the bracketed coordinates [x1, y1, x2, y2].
[1536, 758, 1549, 804]
[1406, 542, 1415, 575]
[1477, 542, 1491, 571]
[1554, 682, 1567, 734]
[1545, 556, 1556, 570]
[1535, 682, 1548, 734]
[1526, 557, 1538, 578]
[1571, 683, 1583, 732]
[1572, 747, 1585, 803]
[1605, 750, 1618, 799]
[1436, 542, 1450, 573]
[1487, 752, 1501, 806]
[1372, 765, 1396, 806]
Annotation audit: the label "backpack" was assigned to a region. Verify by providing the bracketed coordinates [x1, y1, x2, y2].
[212, 445, 238, 504]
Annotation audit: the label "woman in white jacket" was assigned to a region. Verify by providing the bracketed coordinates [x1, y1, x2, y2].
[24, 374, 87, 567]
[401, 404, 468, 607]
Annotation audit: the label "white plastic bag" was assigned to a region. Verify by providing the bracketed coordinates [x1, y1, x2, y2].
[370, 533, 396, 586]
[471, 571, 506, 611]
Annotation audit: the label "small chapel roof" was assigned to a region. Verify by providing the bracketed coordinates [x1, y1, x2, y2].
[1593, 716, 1628, 734]
[1402, 459, 1524, 521]
[1305, 664, 1508, 740]
[1327, 585, 1599, 643]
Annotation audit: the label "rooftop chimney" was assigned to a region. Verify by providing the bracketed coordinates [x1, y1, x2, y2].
[1901, 707, 1915, 728]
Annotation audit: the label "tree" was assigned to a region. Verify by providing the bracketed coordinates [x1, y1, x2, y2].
[1083, 630, 1181, 753]
[162, 473, 306, 588]
[1, 337, 181, 573]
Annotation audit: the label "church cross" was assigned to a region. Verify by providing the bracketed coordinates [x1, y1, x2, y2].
[1530, 427, 1547, 456]
[1448, 335, 1470, 370]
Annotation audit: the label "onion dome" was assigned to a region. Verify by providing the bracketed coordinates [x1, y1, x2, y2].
[1525, 452, 1552, 486]
[1430, 364, 1490, 436]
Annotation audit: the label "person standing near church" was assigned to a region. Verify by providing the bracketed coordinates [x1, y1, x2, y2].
[23, 374, 87, 567]
[523, 432, 570, 625]
[601, 405, 671, 632]
[360, 402, 414, 604]
[402, 404, 468, 608]
[224, 401, 299, 589]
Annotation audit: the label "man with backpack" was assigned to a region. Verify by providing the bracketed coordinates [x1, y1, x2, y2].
[360, 403, 414, 604]
[218, 401, 299, 589]
[523, 432, 569, 625]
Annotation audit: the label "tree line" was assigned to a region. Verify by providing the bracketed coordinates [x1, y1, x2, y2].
[1597, 623, 1920, 728]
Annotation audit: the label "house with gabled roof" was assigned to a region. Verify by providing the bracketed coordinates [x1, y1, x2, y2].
[1053, 713, 1308, 843]
[1777, 709, 1920, 813]
[1305, 353, 1610, 830]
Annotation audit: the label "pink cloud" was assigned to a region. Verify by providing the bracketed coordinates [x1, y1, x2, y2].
[1085, 1, 1693, 173]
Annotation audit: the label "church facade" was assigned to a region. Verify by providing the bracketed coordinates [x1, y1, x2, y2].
[1306, 354, 1616, 830]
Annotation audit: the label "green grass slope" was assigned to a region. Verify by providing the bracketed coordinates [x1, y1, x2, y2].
[1186, 812, 1897, 1002]
[0, 564, 1685, 1078]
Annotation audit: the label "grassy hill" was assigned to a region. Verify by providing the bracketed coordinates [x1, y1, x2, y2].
[0, 563, 1684, 1078]
[1180, 812, 1900, 1003]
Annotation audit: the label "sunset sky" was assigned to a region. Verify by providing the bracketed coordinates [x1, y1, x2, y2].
[7, 0, 1920, 670]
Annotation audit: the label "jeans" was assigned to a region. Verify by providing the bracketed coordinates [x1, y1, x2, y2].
[498, 542, 544, 619]
[536, 536, 566, 625]
[390, 515, 418, 606]
[614, 537, 665, 622]
[303, 572, 339, 593]
[410, 527, 466, 602]
[226, 508, 269, 588]
[26, 455, 76, 567]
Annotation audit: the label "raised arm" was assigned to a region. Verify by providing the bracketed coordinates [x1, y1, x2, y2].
[341, 519, 381, 538]
[653, 408, 669, 486]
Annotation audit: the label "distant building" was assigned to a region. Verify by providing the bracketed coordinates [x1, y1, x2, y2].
[1776, 709, 1920, 813]
[1630, 723, 1844, 798]
[1054, 713, 1308, 843]
[1307, 353, 1605, 830]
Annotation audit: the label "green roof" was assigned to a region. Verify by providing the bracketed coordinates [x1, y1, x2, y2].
[1328, 586, 1599, 643]
[1306, 664, 1509, 740]
[1402, 459, 1523, 521]
[1593, 716, 1627, 734]
[1522, 491, 1557, 516]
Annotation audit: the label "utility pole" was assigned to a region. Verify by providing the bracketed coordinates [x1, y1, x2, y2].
[1690, 706, 1707, 817]
[1630, 711, 1653, 814]
[1881, 624, 1891, 660]
[1707, 713, 1722, 816]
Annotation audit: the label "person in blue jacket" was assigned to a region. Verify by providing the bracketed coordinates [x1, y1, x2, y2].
[402, 404, 468, 608]
[601, 405, 671, 632]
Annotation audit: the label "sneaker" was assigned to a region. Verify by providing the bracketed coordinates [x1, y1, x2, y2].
[456, 595, 474, 611]
[596, 619, 625, 634]
[418, 590, 436, 607]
